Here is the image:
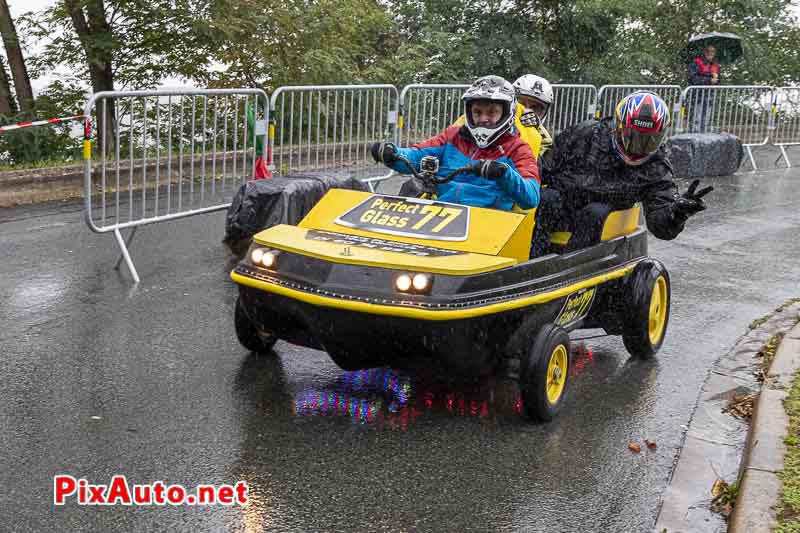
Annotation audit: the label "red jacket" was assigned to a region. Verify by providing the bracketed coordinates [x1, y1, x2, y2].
[688, 55, 720, 85]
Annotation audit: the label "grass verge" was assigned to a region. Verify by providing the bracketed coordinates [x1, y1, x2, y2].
[776, 368, 800, 532]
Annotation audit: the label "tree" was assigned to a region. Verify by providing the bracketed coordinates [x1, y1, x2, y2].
[0, 54, 13, 115]
[0, 0, 34, 112]
[199, 0, 398, 89]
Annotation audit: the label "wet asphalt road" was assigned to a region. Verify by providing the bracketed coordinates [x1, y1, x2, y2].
[1, 167, 799, 532]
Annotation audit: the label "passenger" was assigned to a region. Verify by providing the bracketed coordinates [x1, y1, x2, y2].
[371, 75, 540, 211]
[512, 74, 555, 157]
[531, 90, 713, 255]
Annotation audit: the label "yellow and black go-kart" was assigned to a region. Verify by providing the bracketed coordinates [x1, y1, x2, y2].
[230, 155, 670, 422]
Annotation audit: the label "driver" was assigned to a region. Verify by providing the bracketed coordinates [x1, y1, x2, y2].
[370, 75, 540, 211]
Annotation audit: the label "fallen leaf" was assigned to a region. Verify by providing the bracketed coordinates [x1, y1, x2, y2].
[711, 478, 727, 498]
[645, 439, 657, 449]
[628, 442, 641, 453]
[723, 393, 755, 420]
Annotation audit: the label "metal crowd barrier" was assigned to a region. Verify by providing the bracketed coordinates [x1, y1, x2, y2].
[773, 87, 800, 167]
[679, 85, 775, 170]
[80, 82, 800, 284]
[396, 84, 596, 146]
[548, 84, 597, 137]
[268, 85, 398, 190]
[395, 84, 470, 147]
[596, 85, 682, 135]
[83, 88, 269, 283]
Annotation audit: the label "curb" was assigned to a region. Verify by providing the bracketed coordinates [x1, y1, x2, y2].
[729, 322, 800, 532]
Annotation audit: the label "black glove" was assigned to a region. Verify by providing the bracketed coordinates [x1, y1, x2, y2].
[673, 179, 714, 217]
[519, 110, 540, 128]
[370, 142, 397, 164]
[471, 160, 508, 180]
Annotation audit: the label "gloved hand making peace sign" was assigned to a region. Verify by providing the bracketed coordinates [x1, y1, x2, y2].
[673, 179, 714, 218]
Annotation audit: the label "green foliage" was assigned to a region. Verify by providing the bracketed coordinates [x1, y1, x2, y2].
[16, 0, 800, 94]
[21, 0, 215, 90]
[4, 0, 799, 169]
[0, 80, 85, 165]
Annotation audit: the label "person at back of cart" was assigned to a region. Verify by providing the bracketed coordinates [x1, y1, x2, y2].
[370, 75, 541, 211]
[530, 91, 714, 256]
[687, 44, 720, 133]
[512, 74, 555, 157]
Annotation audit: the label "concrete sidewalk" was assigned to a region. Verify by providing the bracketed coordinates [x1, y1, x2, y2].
[655, 302, 800, 533]
[729, 320, 800, 532]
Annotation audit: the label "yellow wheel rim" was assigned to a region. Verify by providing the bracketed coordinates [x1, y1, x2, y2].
[648, 276, 668, 345]
[546, 344, 568, 404]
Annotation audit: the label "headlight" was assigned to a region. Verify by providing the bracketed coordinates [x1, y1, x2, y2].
[261, 251, 276, 268]
[394, 273, 432, 293]
[412, 273, 430, 291]
[395, 274, 412, 292]
[250, 248, 277, 269]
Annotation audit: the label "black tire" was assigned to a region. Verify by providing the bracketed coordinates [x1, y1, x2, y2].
[235, 297, 277, 355]
[520, 324, 571, 422]
[621, 259, 671, 359]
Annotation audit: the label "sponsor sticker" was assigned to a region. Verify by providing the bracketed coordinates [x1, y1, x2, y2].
[335, 195, 470, 241]
[306, 229, 463, 257]
[554, 287, 597, 327]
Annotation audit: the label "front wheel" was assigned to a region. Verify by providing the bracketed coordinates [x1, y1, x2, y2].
[235, 297, 277, 355]
[621, 260, 671, 359]
[520, 324, 571, 422]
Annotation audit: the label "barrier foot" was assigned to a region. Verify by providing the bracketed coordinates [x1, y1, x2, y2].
[780, 146, 792, 168]
[745, 146, 758, 171]
[113, 227, 140, 284]
[363, 170, 396, 193]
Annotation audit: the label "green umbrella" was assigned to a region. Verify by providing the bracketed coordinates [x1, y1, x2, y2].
[683, 32, 743, 65]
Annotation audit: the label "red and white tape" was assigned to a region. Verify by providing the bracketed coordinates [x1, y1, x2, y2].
[0, 114, 85, 134]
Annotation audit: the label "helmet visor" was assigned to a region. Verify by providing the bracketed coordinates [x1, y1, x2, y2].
[618, 127, 666, 160]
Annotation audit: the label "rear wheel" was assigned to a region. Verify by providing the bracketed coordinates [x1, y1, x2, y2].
[621, 260, 670, 359]
[520, 324, 571, 422]
[235, 297, 277, 354]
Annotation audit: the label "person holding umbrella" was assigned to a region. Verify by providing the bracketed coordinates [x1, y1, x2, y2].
[684, 32, 743, 133]
[688, 44, 720, 132]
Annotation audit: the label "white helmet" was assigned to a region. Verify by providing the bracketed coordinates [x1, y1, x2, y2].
[461, 75, 516, 149]
[513, 74, 554, 120]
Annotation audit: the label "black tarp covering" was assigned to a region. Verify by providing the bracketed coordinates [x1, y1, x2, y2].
[224, 174, 369, 254]
[666, 133, 744, 179]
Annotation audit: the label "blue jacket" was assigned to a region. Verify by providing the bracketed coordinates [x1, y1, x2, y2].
[390, 125, 541, 210]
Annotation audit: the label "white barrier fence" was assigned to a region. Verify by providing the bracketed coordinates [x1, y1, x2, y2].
[268, 85, 398, 189]
[83, 88, 269, 282]
[773, 86, 800, 167]
[549, 84, 596, 137]
[678, 85, 776, 170]
[396, 84, 469, 148]
[80, 83, 800, 283]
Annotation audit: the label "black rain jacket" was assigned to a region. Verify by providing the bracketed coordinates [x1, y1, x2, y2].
[541, 118, 688, 240]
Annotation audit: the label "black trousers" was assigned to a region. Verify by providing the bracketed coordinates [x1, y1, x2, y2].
[531, 188, 614, 257]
